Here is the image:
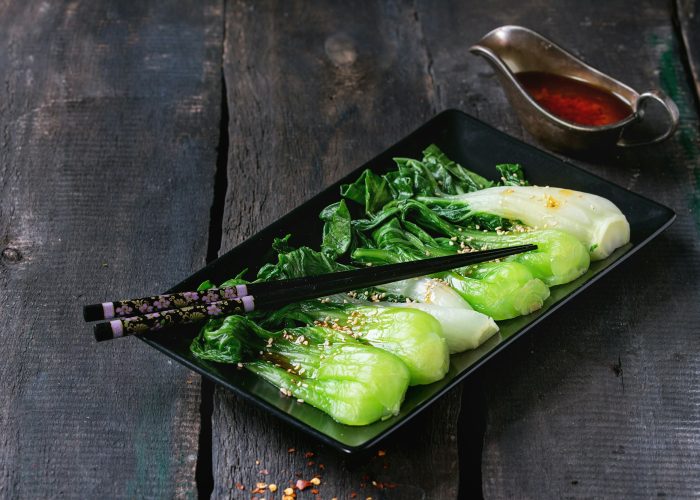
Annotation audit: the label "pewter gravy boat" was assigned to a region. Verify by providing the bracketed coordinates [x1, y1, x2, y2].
[470, 26, 679, 152]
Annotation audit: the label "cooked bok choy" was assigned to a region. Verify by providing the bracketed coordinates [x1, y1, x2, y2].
[401, 200, 590, 286]
[351, 217, 550, 320]
[452, 228, 590, 286]
[267, 301, 449, 385]
[443, 263, 550, 320]
[392, 301, 499, 352]
[191, 315, 410, 426]
[397, 200, 590, 286]
[366, 277, 499, 353]
[418, 186, 630, 260]
[188, 143, 631, 427]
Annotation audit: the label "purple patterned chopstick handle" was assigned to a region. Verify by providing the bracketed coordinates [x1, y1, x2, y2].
[84, 284, 249, 321]
[93, 296, 255, 341]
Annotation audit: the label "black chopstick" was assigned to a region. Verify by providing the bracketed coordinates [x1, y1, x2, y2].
[83, 284, 251, 321]
[88, 244, 536, 341]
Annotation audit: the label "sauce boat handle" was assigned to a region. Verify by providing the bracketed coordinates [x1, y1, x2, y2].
[617, 90, 680, 147]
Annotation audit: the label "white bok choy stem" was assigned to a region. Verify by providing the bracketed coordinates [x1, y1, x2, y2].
[375, 277, 499, 353]
[392, 302, 498, 353]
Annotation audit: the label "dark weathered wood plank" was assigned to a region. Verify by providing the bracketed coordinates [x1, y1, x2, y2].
[416, 0, 700, 497]
[677, 0, 700, 101]
[213, 1, 464, 498]
[0, 1, 222, 497]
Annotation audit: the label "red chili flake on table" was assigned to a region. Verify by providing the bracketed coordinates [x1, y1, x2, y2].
[235, 483, 245, 490]
[304, 451, 315, 458]
[311, 489, 319, 495]
[288, 448, 296, 453]
[377, 450, 386, 457]
[296, 479, 311, 491]
[516, 71, 632, 127]
[251, 483, 269, 494]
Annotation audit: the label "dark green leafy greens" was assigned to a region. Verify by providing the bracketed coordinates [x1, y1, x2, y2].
[340, 169, 392, 215]
[320, 200, 353, 257]
[495, 163, 529, 186]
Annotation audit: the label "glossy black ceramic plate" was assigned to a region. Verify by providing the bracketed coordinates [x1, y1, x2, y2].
[141, 110, 675, 453]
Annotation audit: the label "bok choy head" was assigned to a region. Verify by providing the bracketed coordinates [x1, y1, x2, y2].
[444, 262, 550, 320]
[266, 301, 449, 386]
[191, 315, 410, 426]
[418, 186, 630, 260]
[350, 216, 550, 320]
[370, 277, 499, 353]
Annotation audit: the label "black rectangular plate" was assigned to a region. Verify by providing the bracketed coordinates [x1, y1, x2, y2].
[140, 110, 675, 453]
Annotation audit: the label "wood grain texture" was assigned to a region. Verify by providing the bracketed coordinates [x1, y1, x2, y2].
[677, 0, 700, 101]
[0, 1, 222, 497]
[413, 0, 700, 497]
[213, 1, 464, 498]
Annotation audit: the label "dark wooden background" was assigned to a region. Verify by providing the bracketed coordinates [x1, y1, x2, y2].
[1, 1, 698, 498]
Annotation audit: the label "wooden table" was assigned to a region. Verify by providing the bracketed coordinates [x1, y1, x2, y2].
[2, 1, 699, 498]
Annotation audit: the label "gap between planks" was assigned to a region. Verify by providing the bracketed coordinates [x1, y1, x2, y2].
[672, 0, 700, 112]
[197, 71, 230, 500]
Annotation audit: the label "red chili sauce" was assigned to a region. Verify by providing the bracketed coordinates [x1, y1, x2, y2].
[516, 71, 633, 127]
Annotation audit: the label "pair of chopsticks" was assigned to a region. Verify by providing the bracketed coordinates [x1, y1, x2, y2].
[84, 244, 537, 342]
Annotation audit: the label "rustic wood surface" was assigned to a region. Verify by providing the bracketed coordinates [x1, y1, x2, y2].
[0, 1, 222, 498]
[2, 0, 699, 498]
[677, 0, 700, 100]
[450, 1, 700, 498]
[212, 2, 463, 498]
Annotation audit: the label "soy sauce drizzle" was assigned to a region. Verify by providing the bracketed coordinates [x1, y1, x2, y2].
[516, 71, 633, 127]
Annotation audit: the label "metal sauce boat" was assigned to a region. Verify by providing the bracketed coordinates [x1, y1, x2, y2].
[470, 25, 679, 153]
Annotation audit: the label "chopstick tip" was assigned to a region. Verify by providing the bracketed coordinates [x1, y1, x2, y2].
[94, 322, 116, 342]
[83, 304, 105, 322]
